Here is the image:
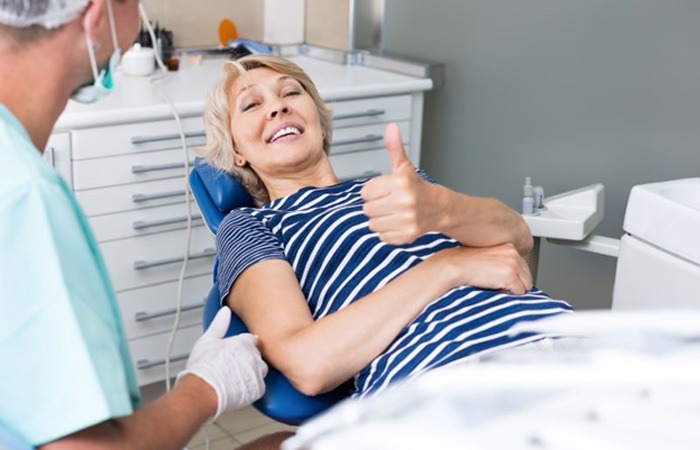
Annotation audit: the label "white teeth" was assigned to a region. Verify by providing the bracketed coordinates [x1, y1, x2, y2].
[270, 126, 301, 142]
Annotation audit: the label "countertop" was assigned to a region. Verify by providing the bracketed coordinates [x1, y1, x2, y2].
[55, 55, 433, 130]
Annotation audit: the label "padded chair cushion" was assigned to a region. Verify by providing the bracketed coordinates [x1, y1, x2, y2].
[190, 158, 254, 234]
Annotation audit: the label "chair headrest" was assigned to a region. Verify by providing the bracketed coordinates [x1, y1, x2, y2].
[190, 158, 254, 234]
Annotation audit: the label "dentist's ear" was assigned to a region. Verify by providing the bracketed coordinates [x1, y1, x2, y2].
[81, 0, 107, 47]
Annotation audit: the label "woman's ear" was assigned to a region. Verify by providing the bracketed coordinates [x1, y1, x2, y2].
[232, 149, 247, 167]
[81, 0, 107, 46]
[231, 139, 247, 166]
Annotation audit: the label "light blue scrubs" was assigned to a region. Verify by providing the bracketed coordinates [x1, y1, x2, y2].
[0, 104, 141, 446]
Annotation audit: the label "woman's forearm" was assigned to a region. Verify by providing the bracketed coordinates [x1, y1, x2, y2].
[229, 253, 461, 395]
[362, 168, 533, 255]
[433, 184, 533, 255]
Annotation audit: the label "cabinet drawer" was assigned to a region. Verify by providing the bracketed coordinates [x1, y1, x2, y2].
[330, 147, 409, 180]
[101, 226, 216, 292]
[76, 177, 191, 217]
[118, 275, 211, 340]
[329, 95, 411, 128]
[71, 116, 206, 160]
[331, 120, 410, 155]
[129, 324, 202, 386]
[89, 202, 205, 242]
[73, 148, 198, 190]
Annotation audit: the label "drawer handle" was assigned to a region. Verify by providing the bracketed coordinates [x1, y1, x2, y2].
[134, 301, 205, 322]
[333, 108, 385, 121]
[341, 171, 382, 182]
[44, 146, 56, 167]
[133, 248, 217, 270]
[131, 161, 195, 174]
[332, 134, 384, 147]
[132, 190, 186, 203]
[137, 353, 189, 370]
[130, 131, 206, 145]
[133, 215, 202, 230]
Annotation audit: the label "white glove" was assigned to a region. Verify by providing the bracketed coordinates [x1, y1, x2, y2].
[178, 307, 268, 420]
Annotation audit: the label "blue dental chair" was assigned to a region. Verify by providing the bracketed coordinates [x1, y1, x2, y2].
[189, 158, 352, 425]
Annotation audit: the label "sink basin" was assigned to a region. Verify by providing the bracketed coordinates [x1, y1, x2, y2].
[524, 184, 604, 240]
[623, 178, 700, 266]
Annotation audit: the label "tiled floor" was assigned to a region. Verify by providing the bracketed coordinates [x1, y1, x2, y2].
[187, 406, 297, 449]
[141, 382, 296, 450]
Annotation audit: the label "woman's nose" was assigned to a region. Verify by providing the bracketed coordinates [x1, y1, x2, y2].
[268, 104, 290, 119]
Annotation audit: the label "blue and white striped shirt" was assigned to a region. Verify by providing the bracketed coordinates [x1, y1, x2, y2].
[216, 175, 573, 397]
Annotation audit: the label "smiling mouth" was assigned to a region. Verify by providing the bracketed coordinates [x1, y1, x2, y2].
[269, 126, 303, 143]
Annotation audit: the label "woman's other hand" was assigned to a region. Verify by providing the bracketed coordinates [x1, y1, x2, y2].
[361, 123, 443, 245]
[439, 243, 534, 295]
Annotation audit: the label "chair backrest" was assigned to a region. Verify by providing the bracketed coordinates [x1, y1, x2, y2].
[189, 158, 254, 234]
[189, 158, 352, 425]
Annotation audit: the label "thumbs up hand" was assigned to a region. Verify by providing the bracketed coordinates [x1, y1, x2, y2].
[360, 123, 442, 246]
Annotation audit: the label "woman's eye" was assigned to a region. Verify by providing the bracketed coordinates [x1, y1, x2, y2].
[284, 90, 300, 97]
[242, 102, 257, 111]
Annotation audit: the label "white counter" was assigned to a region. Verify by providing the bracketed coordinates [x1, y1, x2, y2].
[56, 56, 433, 130]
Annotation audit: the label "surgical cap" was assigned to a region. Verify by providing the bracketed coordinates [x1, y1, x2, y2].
[0, 0, 90, 29]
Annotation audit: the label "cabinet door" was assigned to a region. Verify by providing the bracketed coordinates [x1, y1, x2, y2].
[101, 225, 216, 292]
[117, 274, 211, 340]
[329, 95, 411, 128]
[129, 324, 203, 386]
[76, 177, 192, 217]
[71, 116, 206, 159]
[89, 202, 205, 243]
[331, 120, 410, 155]
[72, 148, 199, 190]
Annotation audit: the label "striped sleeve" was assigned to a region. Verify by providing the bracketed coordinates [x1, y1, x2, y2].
[216, 210, 286, 302]
[416, 168, 436, 184]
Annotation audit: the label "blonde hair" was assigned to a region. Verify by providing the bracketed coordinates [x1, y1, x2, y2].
[198, 54, 333, 205]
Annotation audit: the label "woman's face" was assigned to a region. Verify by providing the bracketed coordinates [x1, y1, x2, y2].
[228, 67, 325, 179]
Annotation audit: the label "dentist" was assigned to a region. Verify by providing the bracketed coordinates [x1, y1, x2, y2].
[0, 1, 268, 448]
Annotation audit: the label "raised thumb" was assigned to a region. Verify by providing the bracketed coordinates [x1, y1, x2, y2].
[206, 306, 232, 339]
[384, 123, 411, 173]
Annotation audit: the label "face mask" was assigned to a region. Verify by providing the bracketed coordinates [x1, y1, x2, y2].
[71, 1, 121, 104]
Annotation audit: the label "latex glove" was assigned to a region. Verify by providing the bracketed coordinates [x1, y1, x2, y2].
[178, 307, 268, 420]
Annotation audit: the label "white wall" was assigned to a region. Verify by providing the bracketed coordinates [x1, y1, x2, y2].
[382, 0, 700, 310]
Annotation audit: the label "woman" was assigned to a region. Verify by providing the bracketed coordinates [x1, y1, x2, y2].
[199, 54, 572, 398]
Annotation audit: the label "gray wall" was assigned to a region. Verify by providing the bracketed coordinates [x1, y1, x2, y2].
[383, 0, 700, 310]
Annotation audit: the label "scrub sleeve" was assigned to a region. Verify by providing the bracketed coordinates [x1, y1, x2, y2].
[0, 104, 141, 446]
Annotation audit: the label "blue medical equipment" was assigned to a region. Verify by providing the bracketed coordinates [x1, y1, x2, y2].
[189, 158, 352, 425]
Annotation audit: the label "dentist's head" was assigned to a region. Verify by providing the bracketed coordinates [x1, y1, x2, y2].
[0, 0, 140, 147]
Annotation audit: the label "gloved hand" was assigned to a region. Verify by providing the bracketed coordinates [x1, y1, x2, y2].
[177, 307, 268, 420]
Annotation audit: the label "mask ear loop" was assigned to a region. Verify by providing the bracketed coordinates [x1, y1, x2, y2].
[104, 0, 120, 54]
[83, 12, 101, 82]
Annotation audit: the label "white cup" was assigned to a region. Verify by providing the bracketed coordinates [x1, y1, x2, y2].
[121, 44, 154, 77]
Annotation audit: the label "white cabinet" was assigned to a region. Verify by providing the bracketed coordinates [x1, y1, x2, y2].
[49, 118, 213, 386]
[51, 57, 431, 386]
